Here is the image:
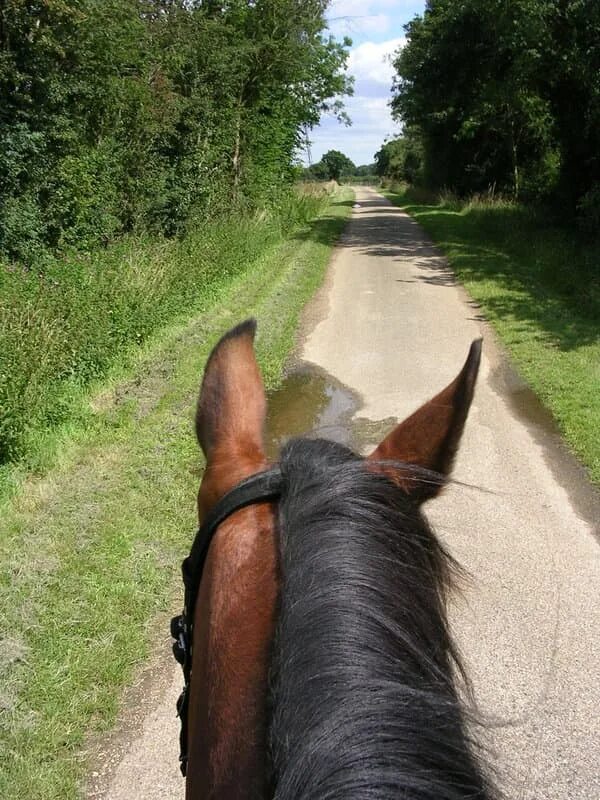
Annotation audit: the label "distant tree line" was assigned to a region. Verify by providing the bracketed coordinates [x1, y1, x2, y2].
[303, 150, 376, 182]
[304, 150, 355, 181]
[374, 135, 422, 187]
[0, 1, 351, 264]
[377, 0, 599, 222]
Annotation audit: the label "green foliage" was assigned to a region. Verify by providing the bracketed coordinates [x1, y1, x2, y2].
[0, 187, 336, 465]
[320, 149, 356, 180]
[354, 163, 377, 177]
[0, 0, 353, 471]
[389, 0, 599, 214]
[542, 1, 600, 211]
[305, 149, 356, 181]
[577, 183, 600, 237]
[0, 1, 352, 263]
[303, 161, 330, 181]
[374, 134, 423, 184]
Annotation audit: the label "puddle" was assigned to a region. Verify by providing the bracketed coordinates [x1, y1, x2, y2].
[267, 361, 599, 537]
[265, 364, 397, 460]
[491, 361, 600, 536]
[266, 365, 358, 458]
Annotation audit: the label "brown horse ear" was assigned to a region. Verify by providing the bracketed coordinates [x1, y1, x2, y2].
[368, 340, 482, 502]
[196, 319, 266, 471]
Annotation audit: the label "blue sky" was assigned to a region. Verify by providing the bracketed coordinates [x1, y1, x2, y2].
[304, 0, 426, 167]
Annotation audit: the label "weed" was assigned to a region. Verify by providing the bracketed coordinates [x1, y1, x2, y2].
[0, 189, 336, 472]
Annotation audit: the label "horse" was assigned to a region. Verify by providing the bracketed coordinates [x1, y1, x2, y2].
[172, 319, 496, 800]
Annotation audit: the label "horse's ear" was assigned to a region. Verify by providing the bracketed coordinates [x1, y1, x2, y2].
[368, 340, 482, 503]
[196, 319, 266, 470]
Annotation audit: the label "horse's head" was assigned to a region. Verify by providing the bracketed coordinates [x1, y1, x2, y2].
[184, 319, 482, 799]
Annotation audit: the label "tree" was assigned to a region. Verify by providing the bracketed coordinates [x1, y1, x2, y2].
[391, 0, 556, 199]
[374, 134, 423, 184]
[319, 150, 356, 181]
[391, 0, 600, 213]
[0, 0, 353, 262]
[355, 163, 377, 177]
[539, 1, 600, 210]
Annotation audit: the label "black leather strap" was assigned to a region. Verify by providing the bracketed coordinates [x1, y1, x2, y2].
[172, 466, 283, 776]
[183, 466, 283, 610]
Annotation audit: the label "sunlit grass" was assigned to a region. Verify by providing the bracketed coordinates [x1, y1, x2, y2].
[0, 188, 353, 799]
[385, 187, 599, 484]
[0, 187, 334, 473]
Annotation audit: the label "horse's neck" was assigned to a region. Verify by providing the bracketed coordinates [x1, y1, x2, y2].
[185, 504, 277, 800]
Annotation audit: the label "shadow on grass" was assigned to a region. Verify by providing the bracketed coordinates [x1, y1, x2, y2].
[297, 192, 599, 352]
[405, 203, 599, 353]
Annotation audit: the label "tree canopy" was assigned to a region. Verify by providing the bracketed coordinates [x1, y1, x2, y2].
[0, 0, 352, 263]
[304, 149, 356, 181]
[387, 0, 600, 216]
[374, 135, 422, 185]
[320, 150, 356, 181]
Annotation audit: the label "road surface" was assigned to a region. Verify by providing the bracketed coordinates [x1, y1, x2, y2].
[90, 186, 600, 800]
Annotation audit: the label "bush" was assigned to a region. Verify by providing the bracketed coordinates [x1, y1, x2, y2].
[0, 190, 328, 464]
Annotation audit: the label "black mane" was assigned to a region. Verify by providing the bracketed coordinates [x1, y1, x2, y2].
[268, 437, 494, 799]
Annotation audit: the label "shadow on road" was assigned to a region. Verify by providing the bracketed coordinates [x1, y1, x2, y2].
[297, 193, 599, 352]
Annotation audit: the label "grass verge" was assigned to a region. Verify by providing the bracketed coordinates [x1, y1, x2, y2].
[0, 187, 353, 799]
[0, 186, 336, 472]
[385, 187, 599, 484]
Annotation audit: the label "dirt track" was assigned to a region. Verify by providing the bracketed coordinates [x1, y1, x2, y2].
[92, 187, 600, 800]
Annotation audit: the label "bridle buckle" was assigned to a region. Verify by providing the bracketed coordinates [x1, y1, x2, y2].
[170, 615, 187, 666]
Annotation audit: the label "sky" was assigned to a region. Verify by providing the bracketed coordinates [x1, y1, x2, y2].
[304, 0, 426, 167]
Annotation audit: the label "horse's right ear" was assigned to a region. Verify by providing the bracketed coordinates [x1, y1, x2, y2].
[368, 340, 482, 503]
[196, 319, 266, 469]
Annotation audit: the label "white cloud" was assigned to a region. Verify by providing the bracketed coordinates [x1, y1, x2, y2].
[356, 96, 393, 114]
[330, 0, 399, 11]
[347, 37, 404, 86]
[302, 36, 405, 165]
[328, 14, 391, 38]
[327, 0, 395, 37]
[305, 92, 401, 166]
[327, 0, 418, 37]
[304, 2, 421, 164]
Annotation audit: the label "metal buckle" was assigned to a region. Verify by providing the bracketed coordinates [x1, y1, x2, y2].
[170, 614, 187, 666]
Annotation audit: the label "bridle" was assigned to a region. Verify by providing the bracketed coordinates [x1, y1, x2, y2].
[170, 466, 284, 776]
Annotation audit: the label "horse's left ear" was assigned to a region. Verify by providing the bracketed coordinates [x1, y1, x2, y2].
[368, 340, 482, 503]
[196, 320, 267, 509]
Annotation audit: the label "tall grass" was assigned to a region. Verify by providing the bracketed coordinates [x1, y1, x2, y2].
[0, 187, 353, 800]
[0, 188, 330, 468]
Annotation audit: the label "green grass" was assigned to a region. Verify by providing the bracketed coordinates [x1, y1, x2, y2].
[385, 186, 600, 484]
[0, 187, 353, 799]
[0, 186, 337, 471]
